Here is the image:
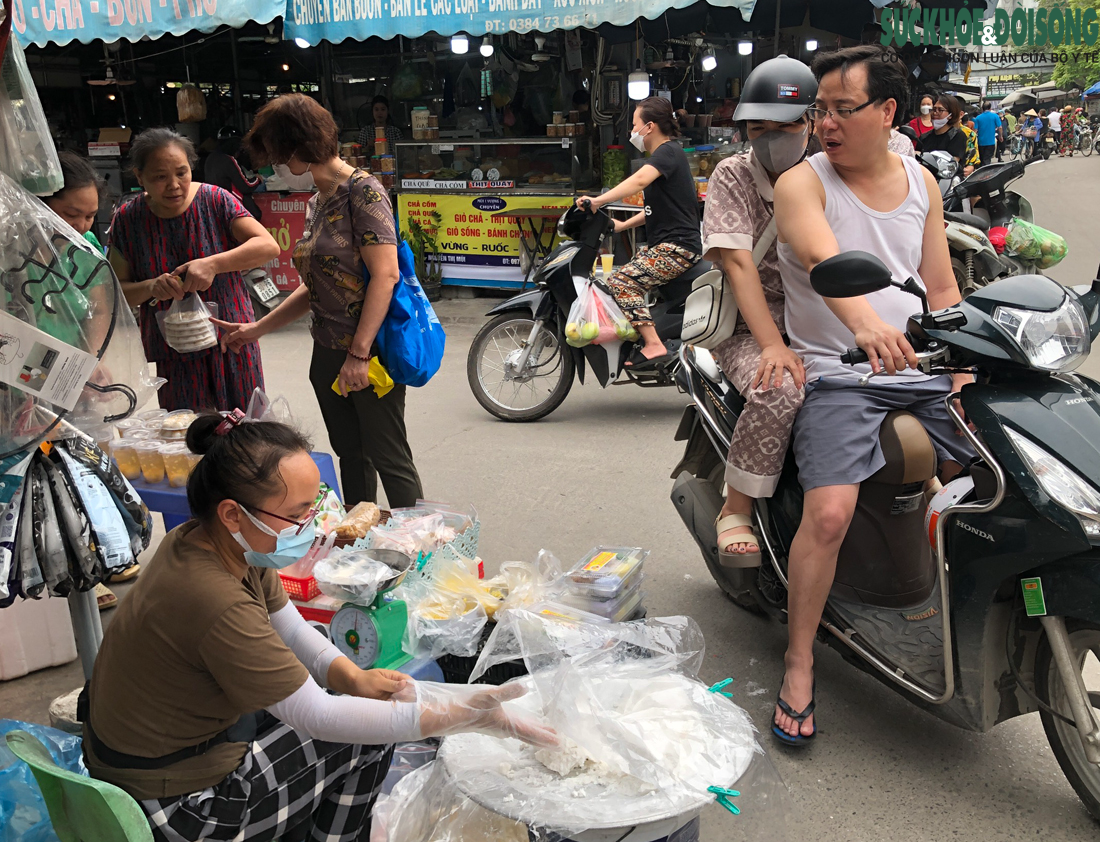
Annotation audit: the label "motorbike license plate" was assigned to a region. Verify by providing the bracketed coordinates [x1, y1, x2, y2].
[252, 278, 280, 303]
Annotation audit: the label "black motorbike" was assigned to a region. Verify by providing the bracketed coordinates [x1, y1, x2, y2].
[671, 251, 1100, 819]
[467, 203, 707, 421]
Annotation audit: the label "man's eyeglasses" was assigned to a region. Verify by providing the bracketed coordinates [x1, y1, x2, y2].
[806, 100, 875, 122]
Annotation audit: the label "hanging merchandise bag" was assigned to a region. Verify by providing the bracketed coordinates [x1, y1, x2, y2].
[1003, 217, 1069, 269]
[40, 457, 102, 592]
[565, 279, 635, 348]
[0, 33, 62, 195]
[18, 466, 43, 599]
[157, 293, 220, 354]
[31, 462, 70, 597]
[56, 445, 135, 577]
[367, 241, 446, 387]
[0, 453, 31, 607]
[176, 83, 207, 122]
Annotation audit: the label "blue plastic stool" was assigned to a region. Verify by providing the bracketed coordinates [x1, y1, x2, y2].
[131, 452, 340, 532]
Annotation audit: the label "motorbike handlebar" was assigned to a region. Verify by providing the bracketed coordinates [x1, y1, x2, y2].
[840, 348, 869, 365]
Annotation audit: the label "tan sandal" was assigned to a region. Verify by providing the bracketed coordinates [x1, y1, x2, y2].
[108, 563, 141, 584]
[95, 583, 118, 611]
[715, 513, 762, 569]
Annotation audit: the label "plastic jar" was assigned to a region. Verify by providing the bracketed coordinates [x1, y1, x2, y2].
[684, 147, 701, 177]
[161, 443, 193, 488]
[696, 145, 717, 176]
[381, 154, 395, 173]
[134, 441, 166, 484]
[160, 409, 197, 441]
[114, 418, 145, 437]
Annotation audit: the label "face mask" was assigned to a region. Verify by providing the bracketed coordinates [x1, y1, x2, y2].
[932, 117, 950, 130]
[232, 504, 316, 569]
[920, 104, 933, 115]
[629, 129, 648, 152]
[273, 163, 316, 192]
[751, 123, 809, 174]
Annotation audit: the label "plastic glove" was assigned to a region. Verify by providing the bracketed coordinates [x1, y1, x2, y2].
[395, 680, 559, 748]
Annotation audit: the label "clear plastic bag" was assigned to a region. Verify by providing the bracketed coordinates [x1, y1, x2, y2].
[313, 549, 400, 605]
[156, 293, 219, 353]
[401, 554, 494, 659]
[244, 387, 293, 424]
[0, 35, 62, 195]
[564, 279, 634, 348]
[495, 549, 566, 616]
[1004, 217, 1069, 269]
[0, 718, 87, 842]
[369, 512, 451, 556]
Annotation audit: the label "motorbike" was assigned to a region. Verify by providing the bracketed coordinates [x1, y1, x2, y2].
[466, 203, 708, 421]
[671, 250, 1100, 820]
[1075, 121, 1094, 157]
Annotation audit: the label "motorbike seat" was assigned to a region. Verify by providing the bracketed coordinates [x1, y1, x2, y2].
[944, 211, 989, 233]
[660, 259, 712, 304]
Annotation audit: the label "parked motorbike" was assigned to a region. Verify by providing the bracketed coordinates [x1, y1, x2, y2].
[1075, 121, 1094, 157]
[466, 203, 707, 421]
[671, 251, 1100, 820]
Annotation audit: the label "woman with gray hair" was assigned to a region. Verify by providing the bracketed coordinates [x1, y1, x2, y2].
[108, 127, 279, 411]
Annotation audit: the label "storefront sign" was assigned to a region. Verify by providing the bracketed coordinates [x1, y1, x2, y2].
[285, 0, 755, 44]
[11, 0, 284, 47]
[255, 192, 310, 292]
[398, 193, 571, 267]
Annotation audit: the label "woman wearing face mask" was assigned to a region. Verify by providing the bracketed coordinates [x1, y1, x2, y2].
[108, 128, 279, 412]
[574, 96, 702, 368]
[915, 95, 967, 166]
[82, 412, 554, 841]
[701, 56, 814, 566]
[907, 93, 936, 139]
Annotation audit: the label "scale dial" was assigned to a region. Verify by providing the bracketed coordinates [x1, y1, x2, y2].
[330, 605, 380, 669]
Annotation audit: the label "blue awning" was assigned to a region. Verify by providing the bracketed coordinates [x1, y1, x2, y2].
[1084, 80, 1100, 97]
[10, 0, 285, 48]
[284, 0, 756, 46]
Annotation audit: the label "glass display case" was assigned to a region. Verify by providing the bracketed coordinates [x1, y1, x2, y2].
[395, 138, 588, 194]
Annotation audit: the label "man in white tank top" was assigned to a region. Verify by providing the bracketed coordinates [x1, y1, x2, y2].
[768, 46, 974, 744]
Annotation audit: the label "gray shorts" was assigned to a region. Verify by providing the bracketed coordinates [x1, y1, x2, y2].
[792, 375, 975, 491]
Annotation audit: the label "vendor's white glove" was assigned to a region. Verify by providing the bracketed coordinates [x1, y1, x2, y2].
[396, 680, 559, 748]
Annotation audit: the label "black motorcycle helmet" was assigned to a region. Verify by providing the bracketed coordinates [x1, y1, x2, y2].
[733, 55, 818, 123]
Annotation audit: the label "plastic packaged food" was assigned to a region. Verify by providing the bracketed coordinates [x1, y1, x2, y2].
[86, 425, 115, 453]
[161, 443, 192, 488]
[114, 418, 145, 437]
[562, 577, 644, 622]
[1003, 217, 1068, 269]
[109, 439, 140, 481]
[122, 429, 157, 441]
[133, 441, 165, 484]
[157, 293, 219, 353]
[565, 547, 648, 599]
[160, 409, 197, 440]
[335, 501, 382, 540]
[136, 408, 168, 424]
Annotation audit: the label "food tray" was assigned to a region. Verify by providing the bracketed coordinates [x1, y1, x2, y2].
[566, 547, 648, 599]
[562, 578, 644, 623]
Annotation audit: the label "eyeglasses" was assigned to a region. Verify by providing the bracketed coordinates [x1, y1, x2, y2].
[240, 503, 320, 535]
[930, 107, 950, 115]
[806, 100, 875, 122]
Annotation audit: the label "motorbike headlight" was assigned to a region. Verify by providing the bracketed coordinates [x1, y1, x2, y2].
[1005, 426, 1100, 540]
[993, 295, 1090, 372]
[939, 158, 958, 178]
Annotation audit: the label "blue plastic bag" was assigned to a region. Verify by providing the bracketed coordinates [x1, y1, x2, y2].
[367, 241, 446, 388]
[0, 719, 87, 842]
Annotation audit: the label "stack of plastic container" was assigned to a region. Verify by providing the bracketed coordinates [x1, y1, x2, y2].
[561, 546, 647, 622]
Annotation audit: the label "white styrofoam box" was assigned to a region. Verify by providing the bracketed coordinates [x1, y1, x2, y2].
[0, 595, 78, 681]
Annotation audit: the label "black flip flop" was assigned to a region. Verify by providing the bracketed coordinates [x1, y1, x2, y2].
[624, 346, 672, 370]
[772, 681, 817, 747]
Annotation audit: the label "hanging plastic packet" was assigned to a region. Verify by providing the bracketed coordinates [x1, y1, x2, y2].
[40, 457, 101, 591]
[245, 387, 294, 424]
[0, 453, 31, 605]
[17, 468, 43, 599]
[29, 462, 69, 597]
[56, 445, 134, 576]
[157, 292, 220, 354]
[0, 34, 63, 195]
[1003, 217, 1069, 269]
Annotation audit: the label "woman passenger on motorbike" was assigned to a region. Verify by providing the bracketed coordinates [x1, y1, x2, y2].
[575, 97, 701, 369]
[701, 57, 815, 565]
[916, 95, 967, 169]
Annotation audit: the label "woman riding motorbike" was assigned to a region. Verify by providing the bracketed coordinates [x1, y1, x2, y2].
[702, 56, 815, 565]
[575, 97, 701, 369]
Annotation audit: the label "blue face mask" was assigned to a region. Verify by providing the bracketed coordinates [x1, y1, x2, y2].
[232, 504, 316, 569]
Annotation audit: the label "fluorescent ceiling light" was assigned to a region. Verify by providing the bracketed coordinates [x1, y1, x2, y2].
[451, 34, 469, 54]
[806, 39, 818, 51]
[738, 41, 753, 55]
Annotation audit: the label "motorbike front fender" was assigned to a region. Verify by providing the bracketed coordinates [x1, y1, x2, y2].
[1021, 554, 1100, 625]
[485, 289, 553, 320]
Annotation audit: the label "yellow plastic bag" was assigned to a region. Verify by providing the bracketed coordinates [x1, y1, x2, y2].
[331, 357, 395, 398]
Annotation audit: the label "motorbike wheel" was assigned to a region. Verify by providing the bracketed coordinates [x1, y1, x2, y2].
[1042, 143, 1053, 161]
[467, 312, 575, 422]
[1035, 619, 1100, 822]
[1084, 133, 1095, 157]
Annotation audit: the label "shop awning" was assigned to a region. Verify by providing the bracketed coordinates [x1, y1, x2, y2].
[284, 0, 756, 46]
[10, 0, 284, 48]
[1084, 80, 1100, 97]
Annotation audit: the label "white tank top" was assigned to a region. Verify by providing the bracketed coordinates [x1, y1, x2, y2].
[777, 152, 931, 384]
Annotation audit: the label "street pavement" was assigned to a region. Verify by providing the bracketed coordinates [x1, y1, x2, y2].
[3, 153, 1100, 840]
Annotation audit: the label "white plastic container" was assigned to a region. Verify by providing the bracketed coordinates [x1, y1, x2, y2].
[0, 595, 77, 680]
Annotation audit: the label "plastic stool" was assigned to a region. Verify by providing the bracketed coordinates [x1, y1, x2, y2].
[132, 452, 341, 532]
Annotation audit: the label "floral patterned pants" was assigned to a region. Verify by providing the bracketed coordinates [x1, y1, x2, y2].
[712, 332, 804, 498]
[605, 242, 699, 326]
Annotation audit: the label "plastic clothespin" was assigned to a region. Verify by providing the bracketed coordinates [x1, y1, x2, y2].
[707, 785, 741, 816]
[707, 678, 734, 698]
[417, 550, 432, 572]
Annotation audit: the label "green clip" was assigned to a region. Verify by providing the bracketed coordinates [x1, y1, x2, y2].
[707, 785, 741, 815]
[708, 678, 733, 698]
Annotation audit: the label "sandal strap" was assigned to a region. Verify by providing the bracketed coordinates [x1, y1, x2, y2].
[716, 513, 755, 533]
[776, 695, 815, 722]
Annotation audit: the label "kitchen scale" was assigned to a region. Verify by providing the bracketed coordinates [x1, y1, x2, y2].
[329, 548, 414, 671]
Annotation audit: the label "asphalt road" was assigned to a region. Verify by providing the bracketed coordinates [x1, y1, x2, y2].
[3, 153, 1099, 840]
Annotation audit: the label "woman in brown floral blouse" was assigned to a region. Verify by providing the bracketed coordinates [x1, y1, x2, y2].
[216, 94, 423, 508]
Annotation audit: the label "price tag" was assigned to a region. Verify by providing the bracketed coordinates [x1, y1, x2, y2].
[440, 144, 454, 152]
[562, 138, 570, 148]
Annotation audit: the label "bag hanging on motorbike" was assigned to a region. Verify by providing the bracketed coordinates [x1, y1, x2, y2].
[565, 279, 635, 348]
[681, 217, 776, 350]
[365, 240, 446, 388]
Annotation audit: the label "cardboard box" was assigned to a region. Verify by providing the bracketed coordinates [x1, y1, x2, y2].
[87, 127, 132, 157]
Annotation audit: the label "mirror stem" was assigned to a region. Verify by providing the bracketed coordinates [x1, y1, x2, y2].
[892, 277, 930, 313]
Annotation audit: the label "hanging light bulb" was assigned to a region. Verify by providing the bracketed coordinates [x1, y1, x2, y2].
[805, 38, 819, 51]
[701, 47, 717, 72]
[293, 37, 310, 48]
[451, 33, 469, 54]
[281, 63, 290, 72]
[628, 58, 650, 100]
[738, 40, 753, 56]
[480, 38, 494, 57]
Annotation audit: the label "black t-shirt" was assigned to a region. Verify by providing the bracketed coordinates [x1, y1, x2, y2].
[642, 141, 702, 253]
[916, 127, 967, 162]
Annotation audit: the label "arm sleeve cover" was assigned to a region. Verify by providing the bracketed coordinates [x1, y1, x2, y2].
[267, 675, 423, 745]
[269, 602, 344, 688]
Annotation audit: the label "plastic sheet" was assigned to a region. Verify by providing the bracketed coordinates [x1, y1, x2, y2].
[0, 719, 86, 842]
[369, 512, 452, 557]
[244, 387, 294, 424]
[396, 680, 558, 748]
[0, 35, 62, 196]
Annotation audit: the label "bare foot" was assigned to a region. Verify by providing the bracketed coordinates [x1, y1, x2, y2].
[774, 659, 815, 738]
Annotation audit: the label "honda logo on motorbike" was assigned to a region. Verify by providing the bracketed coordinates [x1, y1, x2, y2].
[958, 520, 994, 542]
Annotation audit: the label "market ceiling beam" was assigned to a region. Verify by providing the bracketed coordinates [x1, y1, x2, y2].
[282, 0, 756, 47]
[9, 0, 285, 48]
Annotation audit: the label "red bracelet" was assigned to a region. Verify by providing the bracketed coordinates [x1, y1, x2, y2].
[347, 350, 371, 362]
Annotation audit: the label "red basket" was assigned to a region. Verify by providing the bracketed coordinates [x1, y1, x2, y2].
[279, 573, 320, 601]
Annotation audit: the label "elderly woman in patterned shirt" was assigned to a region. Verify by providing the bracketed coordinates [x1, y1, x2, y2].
[215, 94, 423, 509]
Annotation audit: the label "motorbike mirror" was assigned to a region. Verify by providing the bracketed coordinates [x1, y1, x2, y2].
[810, 251, 893, 298]
[898, 125, 918, 143]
